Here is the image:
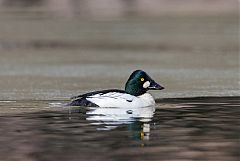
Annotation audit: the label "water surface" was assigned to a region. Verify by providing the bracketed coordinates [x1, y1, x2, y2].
[0, 6, 239, 100]
[0, 97, 239, 161]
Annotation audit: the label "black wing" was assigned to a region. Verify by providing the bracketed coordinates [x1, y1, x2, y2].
[69, 89, 126, 107]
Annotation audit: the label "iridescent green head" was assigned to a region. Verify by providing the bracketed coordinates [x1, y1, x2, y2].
[125, 70, 164, 96]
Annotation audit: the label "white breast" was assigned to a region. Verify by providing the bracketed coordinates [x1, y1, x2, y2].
[86, 92, 155, 108]
[138, 93, 155, 106]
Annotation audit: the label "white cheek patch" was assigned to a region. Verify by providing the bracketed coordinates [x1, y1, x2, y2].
[143, 81, 150, 88]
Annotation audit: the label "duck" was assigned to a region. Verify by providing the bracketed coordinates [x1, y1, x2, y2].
[69, 70, 164, 108]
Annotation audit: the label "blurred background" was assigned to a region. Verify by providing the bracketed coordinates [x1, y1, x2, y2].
[0, 0, 239, 100]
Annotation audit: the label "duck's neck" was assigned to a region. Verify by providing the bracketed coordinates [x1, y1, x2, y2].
[125, 82, 147, 96]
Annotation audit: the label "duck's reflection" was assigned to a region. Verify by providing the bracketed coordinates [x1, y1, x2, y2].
[85, 106, 155, 140]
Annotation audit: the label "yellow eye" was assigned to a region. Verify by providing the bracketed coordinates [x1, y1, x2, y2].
[140, 78, 144, 82]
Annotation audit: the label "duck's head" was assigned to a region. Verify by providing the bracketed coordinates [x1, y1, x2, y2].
[125, 70, 164, 96]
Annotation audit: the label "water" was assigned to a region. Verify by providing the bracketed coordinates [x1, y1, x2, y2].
[0, 4, 239, 100]
[0, 97, 239, 161]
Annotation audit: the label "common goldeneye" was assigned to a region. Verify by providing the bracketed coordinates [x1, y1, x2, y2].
[69, 70, 164, 108]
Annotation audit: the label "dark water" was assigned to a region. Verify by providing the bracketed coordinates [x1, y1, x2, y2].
[0, 97, 239, 161]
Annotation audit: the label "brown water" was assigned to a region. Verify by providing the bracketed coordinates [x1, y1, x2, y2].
[0, 97, 239, 161]
[0, 4, 239, 100]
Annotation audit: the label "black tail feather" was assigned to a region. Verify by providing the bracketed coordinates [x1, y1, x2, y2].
[68, 98, 98, 107]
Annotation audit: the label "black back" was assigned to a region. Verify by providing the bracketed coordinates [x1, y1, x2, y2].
[69, 89, 126, 107]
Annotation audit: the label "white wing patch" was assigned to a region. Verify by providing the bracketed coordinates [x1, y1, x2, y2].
[86, 92, 155, 108]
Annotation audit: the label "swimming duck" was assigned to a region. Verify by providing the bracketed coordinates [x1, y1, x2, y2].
[69, 70, 164, 108]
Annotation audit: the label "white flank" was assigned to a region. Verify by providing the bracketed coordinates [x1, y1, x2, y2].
[86, 92, 155, 108]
